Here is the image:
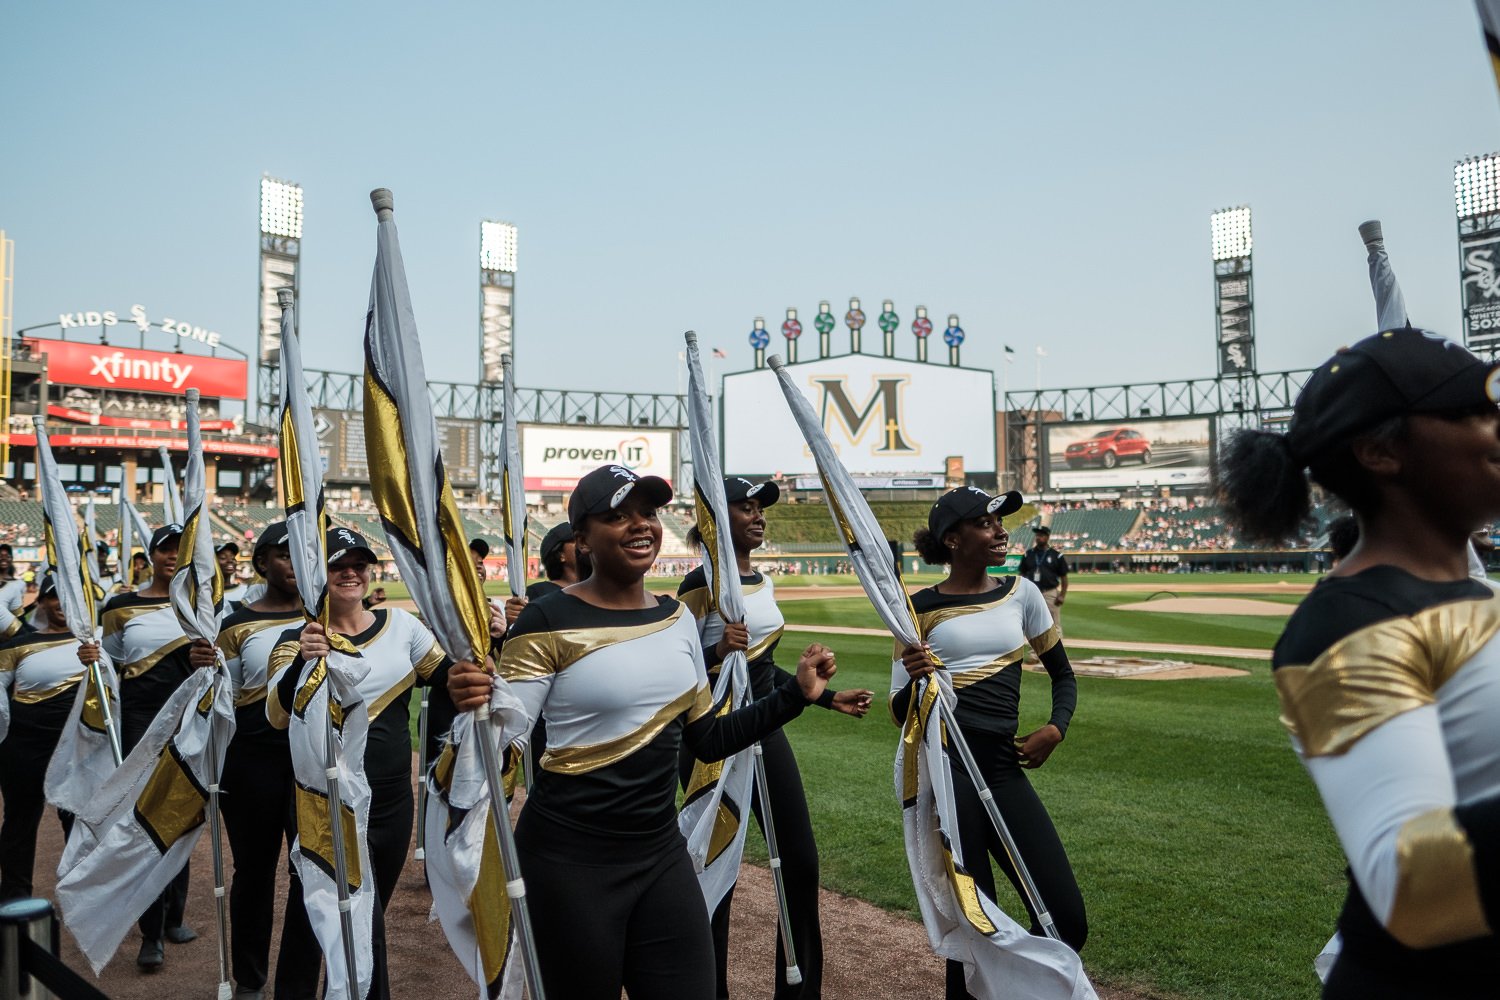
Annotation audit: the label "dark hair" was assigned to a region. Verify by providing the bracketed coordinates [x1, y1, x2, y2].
[1327, 514, 1359, 562]
[912, 527, 950, 566]
[542, 547, 568, 581]
[1215, 417, 1407, 543]
[686, 524, 702, 549]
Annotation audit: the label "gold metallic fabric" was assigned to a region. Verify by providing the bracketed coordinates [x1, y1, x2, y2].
[499, 605, 687, 681]
[1385, 807, 1493, 947]
[1029, 624, 1062, 656]
[134, 743, 208, 854]
[121, 636, 191, 680]
[542, 686, 701, 775]
[950, 646, 1027, 690]
[678, 587, 711, 620]
[469, 813, 511, 989]
[295, 782, 363, 891]
[1275, 596, 1500, 757]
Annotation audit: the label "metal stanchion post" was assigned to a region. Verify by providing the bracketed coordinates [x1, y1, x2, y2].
[0, 899, 59, 1000]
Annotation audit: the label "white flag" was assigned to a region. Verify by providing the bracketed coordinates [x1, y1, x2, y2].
[365, 189, 530, 998]
[678, 332, 757, 912]
[1358, 220, 1410, 331]
[33, 418, 121, 814]
[158, 445, 184, 526]
[766, 354, 1097, 1000]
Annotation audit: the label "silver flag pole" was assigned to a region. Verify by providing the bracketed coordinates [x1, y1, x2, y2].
[750, 743, 802, 984]
[322, 678, 363, 995]
[205, 669, 233, 999]
[415, 694, 430, 861]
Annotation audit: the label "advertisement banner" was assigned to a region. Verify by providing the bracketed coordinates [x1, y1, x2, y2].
[8, 431, 277, 459]
[1044, 417, 1213, 490]
[47, 404, 237, 432]
[1460, 231, 1500, 350]
[25, 338, 248, 400]
[722, 355, 996, 477]
[520, 425, 675, 491]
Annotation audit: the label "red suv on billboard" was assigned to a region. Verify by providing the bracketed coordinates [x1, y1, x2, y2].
[1064, 427, 1152, 469]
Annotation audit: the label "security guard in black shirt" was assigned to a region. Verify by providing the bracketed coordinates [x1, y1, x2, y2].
[1018, 525, 1069, 627]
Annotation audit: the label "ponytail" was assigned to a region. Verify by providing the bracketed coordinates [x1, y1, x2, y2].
[912, 527, 950, 566]
[1214, 429, 1311, 543]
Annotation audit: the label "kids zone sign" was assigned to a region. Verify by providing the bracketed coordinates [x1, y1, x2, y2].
[24, 338, 248, 400]
[520, 426, 675, 491]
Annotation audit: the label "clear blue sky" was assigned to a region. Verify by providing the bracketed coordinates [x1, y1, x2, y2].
[5, 1, 1499, 404]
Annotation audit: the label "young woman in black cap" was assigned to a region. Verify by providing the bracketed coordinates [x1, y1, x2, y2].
[99, 522, 217, 969]
[216, 522, 319, 1000]
[1217, 327, 1500, 998]
[448, 464, 838, 1000]
[266, 526, 457, 999]
[894, 487, 1086, 998]
[0, 576, 90, 900]
[528, 522, 581, 599]
[678, 476, 872, 999]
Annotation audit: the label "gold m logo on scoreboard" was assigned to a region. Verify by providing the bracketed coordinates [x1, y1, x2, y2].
[811, 375, 919, 455]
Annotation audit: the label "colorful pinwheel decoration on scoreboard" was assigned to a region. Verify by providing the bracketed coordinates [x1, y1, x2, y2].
[912, 306, 933, 360]
[944, 314, 965, 364]
[878, 300, 900, 357]
[814, 301, 836, 357]
[781, 307, 804, 362]
[749, 316, 770, 367]
[845, 297, 866, 352]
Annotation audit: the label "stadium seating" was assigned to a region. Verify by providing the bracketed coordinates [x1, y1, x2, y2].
[1045, 508, 1142, 551]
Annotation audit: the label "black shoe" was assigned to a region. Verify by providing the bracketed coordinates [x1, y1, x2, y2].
[136, 938, 164, 971]
[164, 924, 197, 944]
[233, 989, 264, 1000]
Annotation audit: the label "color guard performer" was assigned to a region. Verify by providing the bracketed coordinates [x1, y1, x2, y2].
[678, 476, 872, 999]
[895, 487, 1087, 998]
[216, 522, 320, 1000]
[0, 575, 89, 900]
[1218, 328, 1500, 997]
[100, 523, 217, 970]
[267, 527, 457, 997]
[448, 465, 838, 999]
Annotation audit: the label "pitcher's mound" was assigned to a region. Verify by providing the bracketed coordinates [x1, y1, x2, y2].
[1030, 656, 1248, 680]
[1111, 597, 1293, 616]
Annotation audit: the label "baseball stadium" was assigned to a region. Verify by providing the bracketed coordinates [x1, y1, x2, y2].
[6, 6, 1500, 1000]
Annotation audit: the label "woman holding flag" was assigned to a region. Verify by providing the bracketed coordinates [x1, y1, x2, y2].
[217, 521, 320, 1000]
[895, 487, 1087, 998]
[448, 463, 839, 999]
[679, 475, 872, 999]
[100, 522, 217, 969]
[267, 526, 457, 996]
[0, 575, 90, 900]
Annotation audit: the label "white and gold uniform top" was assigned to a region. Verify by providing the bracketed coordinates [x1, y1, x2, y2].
[99, 591, 193, 712]
[499, 591, 809, 835]
[217, 606, 304, 710]
[0, 629, 87, 706]
[267, 607, 450, 781]
[0, 579, 28, 641]
[1272, 566, 1500, 989]
[890, 576, 1074, 736]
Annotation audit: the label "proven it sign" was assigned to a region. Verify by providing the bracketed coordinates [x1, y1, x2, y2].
[520, 425, 674, 490]
[25, 338, 248, 400]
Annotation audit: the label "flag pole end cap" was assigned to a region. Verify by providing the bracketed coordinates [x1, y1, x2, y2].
[370, 188, 394, 220]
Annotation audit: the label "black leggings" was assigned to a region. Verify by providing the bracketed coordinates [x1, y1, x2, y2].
[121, 681, 190, 940]
[516, 807, 716, 999]
[945, 729, 1087, 1000]
[280, 767, 414, 1000]
[679, 727, 823, 1000]
[0, 697, 74, 900]
[219, 718, 321, 997]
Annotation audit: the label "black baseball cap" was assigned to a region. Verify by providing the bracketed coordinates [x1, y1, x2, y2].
[37, 573, 57, 598]
[149, 524, 184, 553]
[928, 487, 1023, 542]
[568, 465, 673, 527]
[215, 540, 240, 556]
[1288, 328, 1500, 463]
[1034, 525, 1052, 536]
[326, 526, 377, 565]
[539, 522, 574, 563]
[723, 477, 780, 508]
[253, 521, 289, 558]
[469, 537, 491, 559]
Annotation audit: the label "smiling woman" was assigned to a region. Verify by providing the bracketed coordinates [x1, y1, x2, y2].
[447, 464, 839, 999]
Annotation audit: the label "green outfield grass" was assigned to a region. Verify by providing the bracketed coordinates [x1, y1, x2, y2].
[407, 571, 1340, 999]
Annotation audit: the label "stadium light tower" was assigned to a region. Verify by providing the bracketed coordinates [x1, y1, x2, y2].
[1454, 153, 1500, 356]
[479, 220, 518, 384]
[1210, 206, 1255, 378]
[257, 175, 302, 426]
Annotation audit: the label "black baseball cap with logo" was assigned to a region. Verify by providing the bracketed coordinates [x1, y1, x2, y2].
[326, 526, 377, 565]
[215, 540, 240, 557]
[37, 573, 57, 598]
[568, 465, 673, 528]
[253, 521, 290, 559]
[149, 524, 184, 553]
[723, 477, 780, 508]
[927, 487, 1023, 542]
[469, 537, 491, 559]
[1288, 327, 1500, 463]
[539, 522, 575, 563]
